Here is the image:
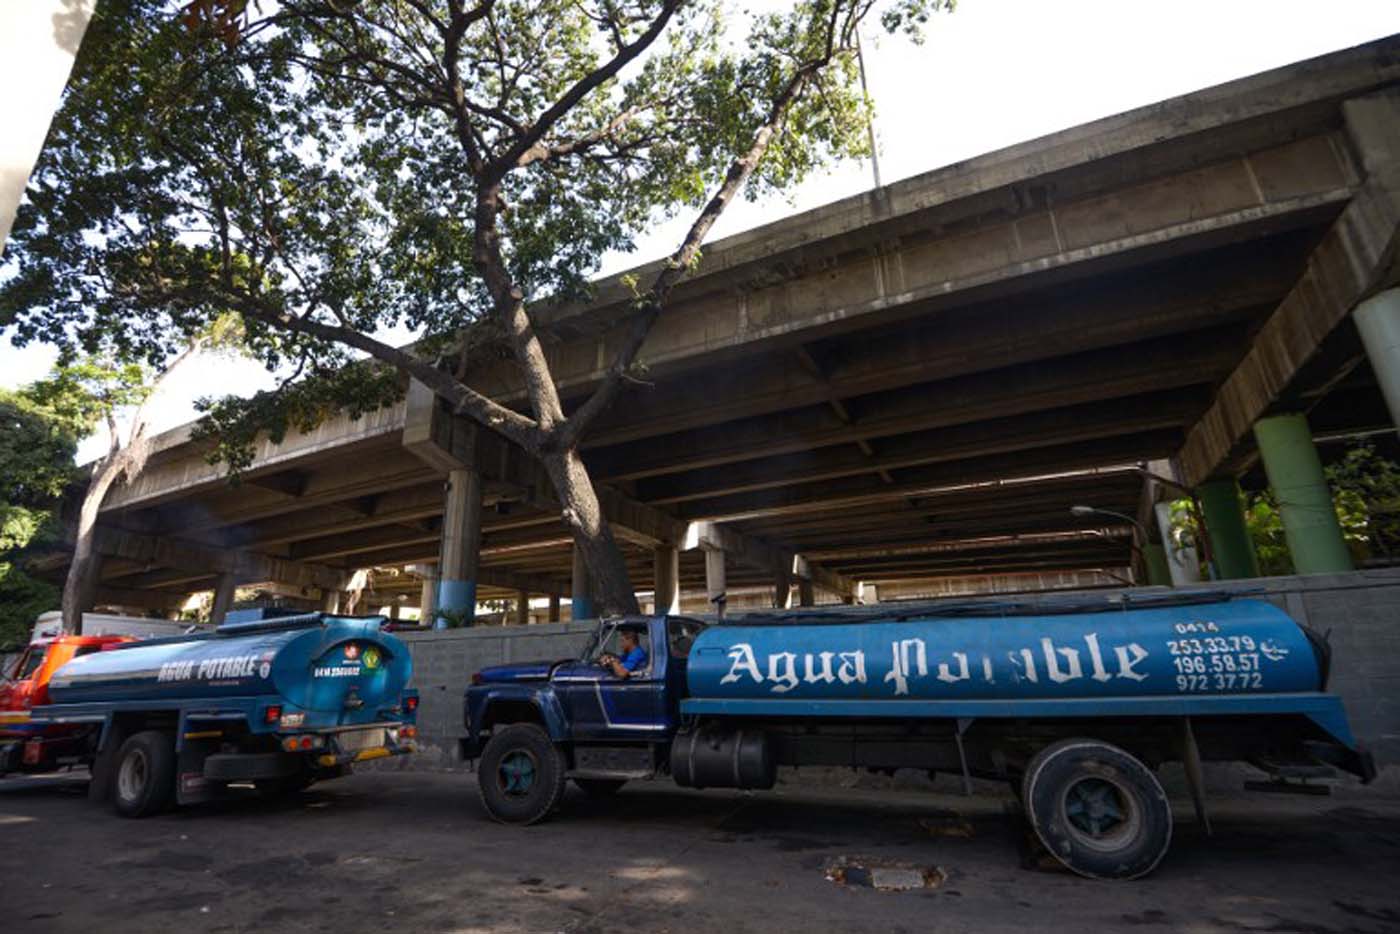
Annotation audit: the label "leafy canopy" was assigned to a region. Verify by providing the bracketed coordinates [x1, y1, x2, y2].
[1, 0, 948, 469]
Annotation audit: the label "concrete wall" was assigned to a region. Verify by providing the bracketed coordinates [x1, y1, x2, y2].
[390, 621, 595, 768]
[387, 569, 1400, 780]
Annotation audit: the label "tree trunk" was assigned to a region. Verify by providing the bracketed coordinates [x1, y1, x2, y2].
[543, 448, 640, 615]
[60, 457, 125, 634]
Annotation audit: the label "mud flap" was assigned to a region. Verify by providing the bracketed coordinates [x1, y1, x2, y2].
[87, 718, 125, 804]
[176, 737, 222, 806]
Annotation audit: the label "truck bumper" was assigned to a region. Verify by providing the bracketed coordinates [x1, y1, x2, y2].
[458, 735, 482, 761]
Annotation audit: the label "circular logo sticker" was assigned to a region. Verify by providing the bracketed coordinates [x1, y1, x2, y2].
[363, 647, 382, 670]
[344, 643, 361, 661]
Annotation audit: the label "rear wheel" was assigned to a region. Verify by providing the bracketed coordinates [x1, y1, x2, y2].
[1023, 738, 1172, 880]
[573, 778, 627, 797]
[112, 730, 176, 818]
[478, 724, 566, 825]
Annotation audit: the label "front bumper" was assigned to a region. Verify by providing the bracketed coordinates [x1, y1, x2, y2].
[458, 734, 482, 761]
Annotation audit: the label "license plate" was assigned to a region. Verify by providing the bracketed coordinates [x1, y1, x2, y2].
[337, 728, 387, 753]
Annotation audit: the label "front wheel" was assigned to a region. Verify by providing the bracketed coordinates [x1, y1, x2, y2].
[477, 724, 567, 825]
[1023, 738, 1172, 880]
[112, 730, 176, 818]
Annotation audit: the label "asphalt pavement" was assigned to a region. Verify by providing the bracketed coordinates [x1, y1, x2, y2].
[1, 769, 1398, 933]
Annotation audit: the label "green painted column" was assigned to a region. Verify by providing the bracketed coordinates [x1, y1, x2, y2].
[1253, 413, 1353, 574]
[1196, 478, 1261, 579]
[1142, 543, 1172, 586]
[1355, 288, 1400, 428]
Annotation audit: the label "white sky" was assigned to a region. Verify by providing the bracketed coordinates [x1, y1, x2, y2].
[3, 0, 1398, 463]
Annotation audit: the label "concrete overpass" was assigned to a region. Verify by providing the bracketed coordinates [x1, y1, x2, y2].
[70, 36, 1400, 620]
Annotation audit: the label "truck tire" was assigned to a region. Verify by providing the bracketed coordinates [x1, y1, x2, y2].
[478, 724, 566, 825]
[573, 778, 627, 797]
[112, 730, 176, 818]
[1022, 738, 1172, 880]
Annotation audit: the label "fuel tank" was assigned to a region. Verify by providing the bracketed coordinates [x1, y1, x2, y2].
[686, 597, 1324, 703]
[47, 614, 411, 715]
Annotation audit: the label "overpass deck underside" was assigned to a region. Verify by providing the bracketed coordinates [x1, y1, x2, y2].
[72, 38, 1400, 612]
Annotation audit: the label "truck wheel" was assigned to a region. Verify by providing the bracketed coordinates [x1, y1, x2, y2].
[573, 778, 626, 797]
[478, 724, 566, 825]
[112, 731, 176, 818]
[1023, 738, 1171, 880]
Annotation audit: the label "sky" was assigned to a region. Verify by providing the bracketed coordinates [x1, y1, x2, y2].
[3, 0, 1399, 463]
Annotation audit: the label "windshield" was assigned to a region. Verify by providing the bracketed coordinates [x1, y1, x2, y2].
[13, 647, 45, 681]
[579, 620, 613, 662]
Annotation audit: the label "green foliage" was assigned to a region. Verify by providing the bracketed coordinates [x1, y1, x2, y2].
[1, 0, 951, 473]
[192, 362, 405, 474]
[1164, 442, 1400, 578]
[0, 379, 102, 647]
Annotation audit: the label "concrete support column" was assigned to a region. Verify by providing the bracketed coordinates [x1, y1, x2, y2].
[571, 545, 595, 621]
[1154, 501, 1201, 586]
[1355, 288, 1400, 427]
[653, 546, 680, 616]
[436, 468, 483, 629]
[704, 548, 726, 613]
[1142, 543, 1172, 587]
[1254, 413, 1354, 574]
[210, 572, 236, 625]
[548, 593, 561, 623]
[798, 578, 816, 607]
[515, 590, 531, 626]
[388, 601, 401, 620]
[322, 590, 342, 614]
[773, 557, 793, 609]
[418, 564, 438, 624]
[1196, 478, 1261, 579]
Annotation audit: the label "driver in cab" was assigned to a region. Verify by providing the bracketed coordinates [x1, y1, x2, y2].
[599, 628, 648, 679]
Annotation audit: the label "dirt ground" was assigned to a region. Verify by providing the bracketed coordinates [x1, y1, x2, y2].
[1, 769, 1398, 934]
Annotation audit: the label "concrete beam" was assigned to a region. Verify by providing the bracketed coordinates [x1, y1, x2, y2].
[579, 245, 1296, 454]
[684, 521, 854, 598]
[469, 133, 1355, 405]
[92, 527, 349, 593]
[1177, 90, 1400, 487]
[635, 391, 1206, 506]
[674, 431, 1179, 523]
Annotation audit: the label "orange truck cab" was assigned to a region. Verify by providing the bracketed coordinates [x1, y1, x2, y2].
[1, 635, 130, 774]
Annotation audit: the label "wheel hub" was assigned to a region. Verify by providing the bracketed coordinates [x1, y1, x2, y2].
[1064, 777, 1128, 838]
[498, 750, 538, 797]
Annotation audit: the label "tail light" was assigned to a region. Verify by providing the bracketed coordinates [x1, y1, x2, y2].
[264, 705, 282, 724]
[282, 734, 324, 752]
[470, 672, 483, 685]
[404, 696, 419, 713]
[400, 726, 417, 739]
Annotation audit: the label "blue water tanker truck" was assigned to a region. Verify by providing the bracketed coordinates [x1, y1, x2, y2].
[25, 612, 418, 817]
[459, 592, 1376, 879]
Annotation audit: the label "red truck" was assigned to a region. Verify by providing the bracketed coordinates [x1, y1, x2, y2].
[0, 634, 130, 774]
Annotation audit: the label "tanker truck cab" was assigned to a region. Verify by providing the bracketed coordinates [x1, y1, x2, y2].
[28, 613, 419, 817]
[464, 616, 702, 821]
[1, 635, 129, 775]
[462, 595, 1376, 879]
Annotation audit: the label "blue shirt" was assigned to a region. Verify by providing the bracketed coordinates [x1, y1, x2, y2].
[619, 645, 648, 673]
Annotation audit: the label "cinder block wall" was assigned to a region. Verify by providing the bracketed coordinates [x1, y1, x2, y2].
[385, 569, 1400, 776]
[388, 621, 595, 768]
